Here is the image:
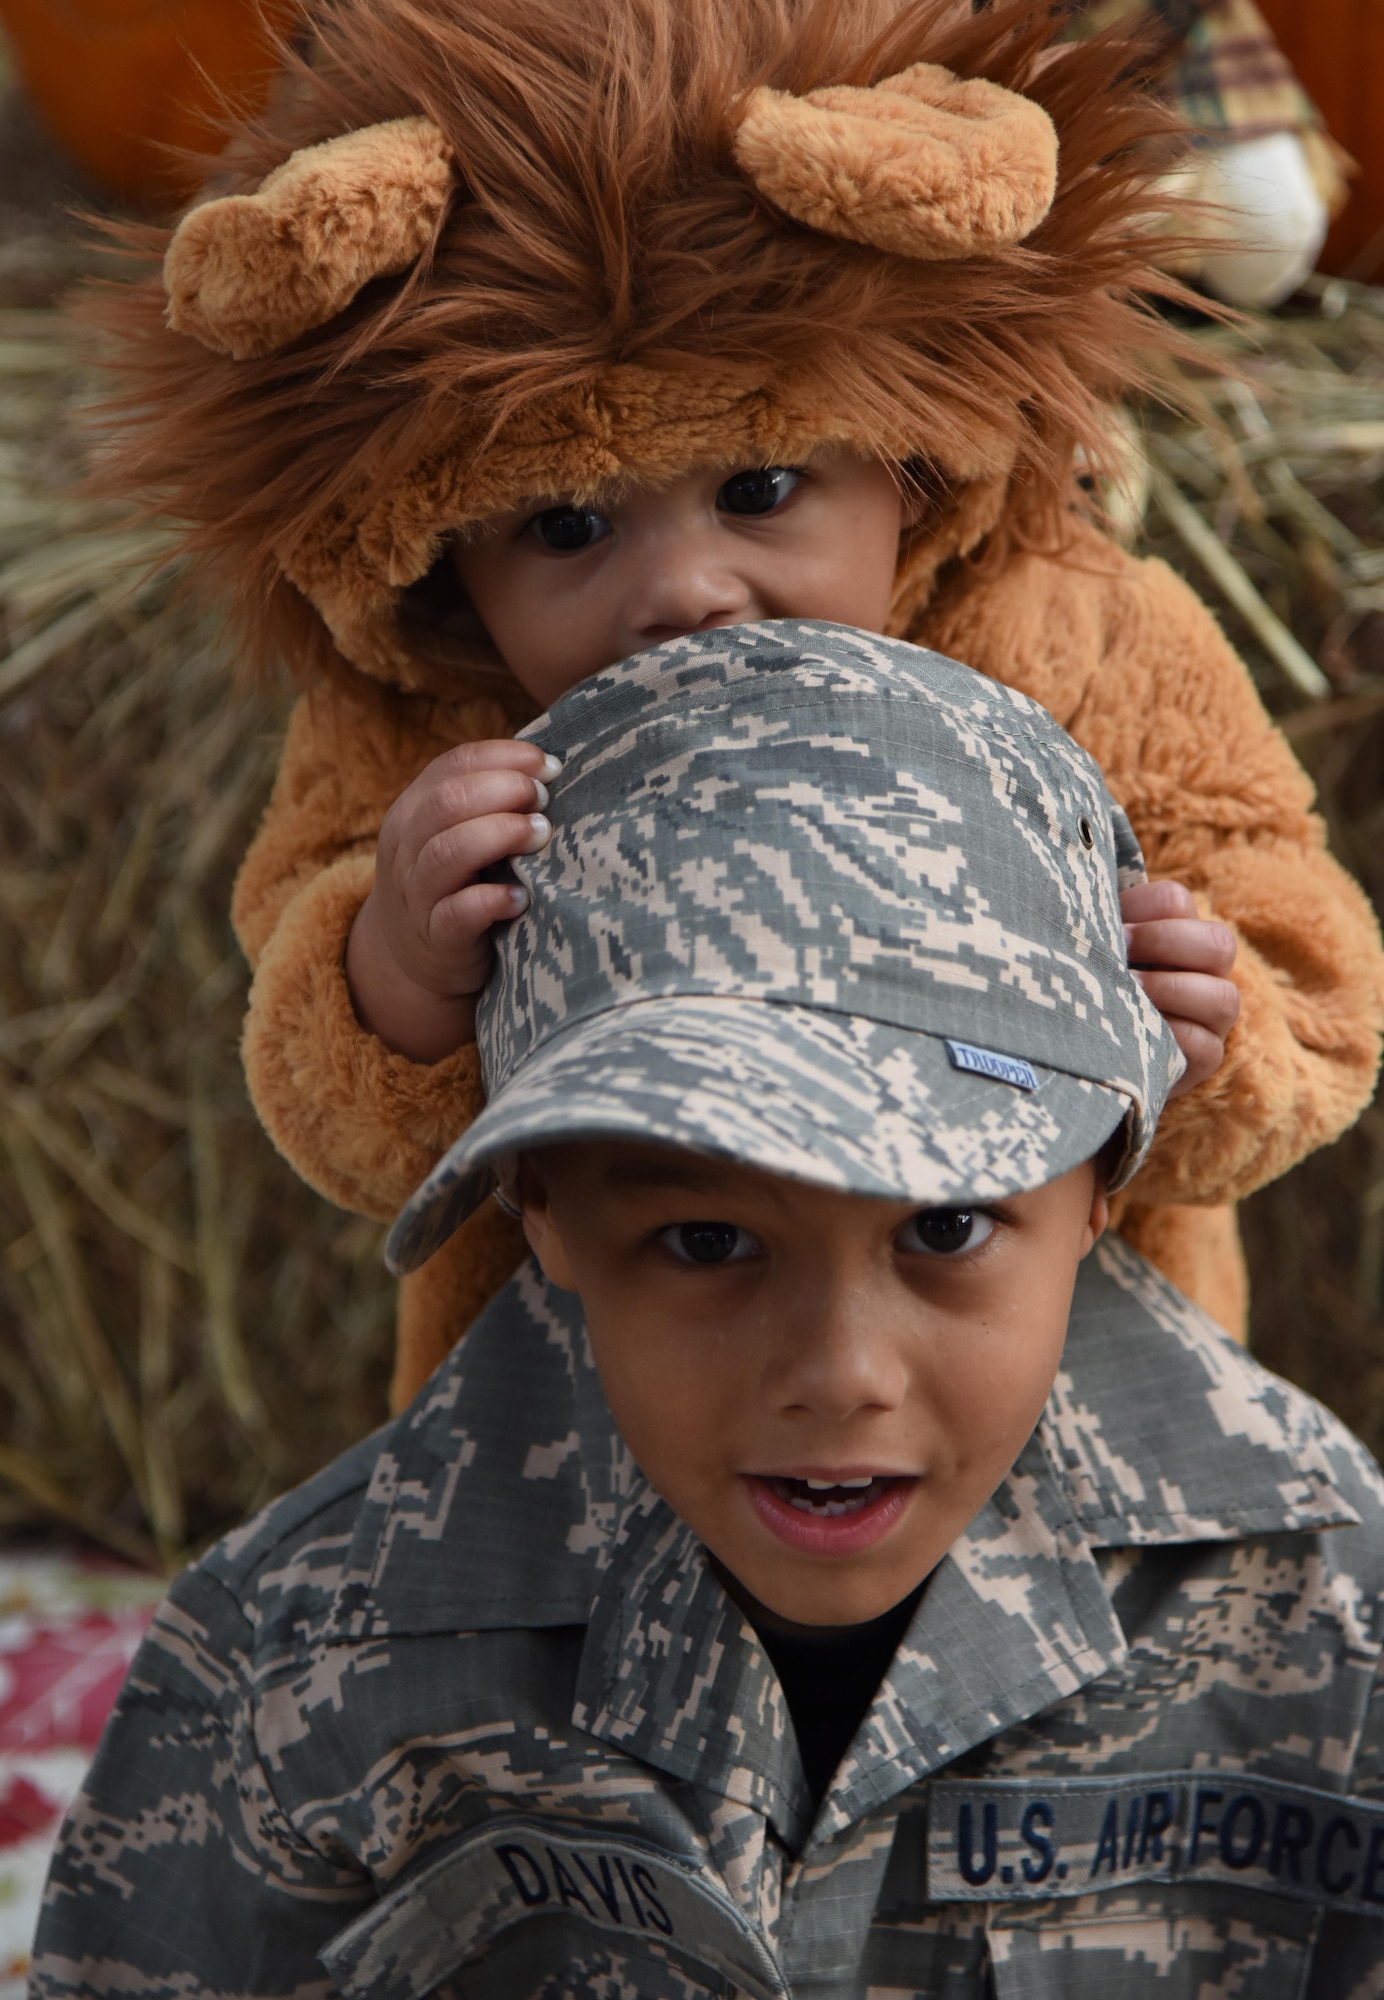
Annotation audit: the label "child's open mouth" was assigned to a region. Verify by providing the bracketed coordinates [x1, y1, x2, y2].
[743, 1472, 917, 1555]
[769, 1475, 892, 1516]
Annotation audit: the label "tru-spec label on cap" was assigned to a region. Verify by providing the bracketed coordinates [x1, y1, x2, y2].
[927, 1772, 1384, 1917]
[944, 1041, 1039, 1092]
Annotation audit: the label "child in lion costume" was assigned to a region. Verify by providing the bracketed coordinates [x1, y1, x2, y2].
[95, 0, 1382, 1407]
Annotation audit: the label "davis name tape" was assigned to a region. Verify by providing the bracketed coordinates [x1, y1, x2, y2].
[321, 1818, 788, 2000]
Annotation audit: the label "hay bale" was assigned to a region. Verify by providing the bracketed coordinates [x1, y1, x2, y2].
[0, 65, 394, 1571]
[1128, 283, 1384, 1445]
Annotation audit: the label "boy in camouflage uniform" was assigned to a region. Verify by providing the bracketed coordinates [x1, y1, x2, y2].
[31, 628, 1384, 1998]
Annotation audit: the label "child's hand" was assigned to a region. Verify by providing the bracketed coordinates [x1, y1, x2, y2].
[346, 741, 558, 1061]
[1121, 880, 1240, 1098]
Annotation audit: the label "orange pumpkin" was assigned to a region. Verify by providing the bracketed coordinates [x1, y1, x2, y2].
[0, 0, 296, 207]
[1256, 0, 1384, 278]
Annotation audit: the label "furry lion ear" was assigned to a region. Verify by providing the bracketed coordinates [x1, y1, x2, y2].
[163, 117, 455, 361]
[733, 63, 1057, 260]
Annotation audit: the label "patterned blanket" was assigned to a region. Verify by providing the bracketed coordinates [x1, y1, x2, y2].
[1069, 0, 1350, 210]
[0, 1554, 163, 1997]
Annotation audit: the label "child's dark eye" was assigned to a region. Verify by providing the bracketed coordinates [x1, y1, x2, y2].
[716, 467, 800, 516]
[529, 504, 611, 552]
[659, 1221, 759, 1266]
[895, 1209, 995, 1258]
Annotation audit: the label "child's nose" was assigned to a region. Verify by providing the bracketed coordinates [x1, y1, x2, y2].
[766, 1286, 910, 1423]
[625, 542, 757, 644]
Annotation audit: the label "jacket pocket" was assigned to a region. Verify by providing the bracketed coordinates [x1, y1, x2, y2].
[319, 1817, 788, 2000]
[986, 1881, 1317, 1999]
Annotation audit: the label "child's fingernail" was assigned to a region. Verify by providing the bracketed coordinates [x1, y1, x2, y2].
[538, 752, 563, 780]
[1122, 925, 1134, 953]
[532, 779, 550, 810]
[506, 884, 530, 913]
[527, 813, 552, 845]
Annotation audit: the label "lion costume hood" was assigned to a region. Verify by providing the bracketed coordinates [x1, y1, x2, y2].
[99, 0, 1185, 694]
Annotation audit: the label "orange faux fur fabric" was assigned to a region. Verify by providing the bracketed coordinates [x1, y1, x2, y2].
[233, 521, 1384, 1408]
[163, 118, 456, 362]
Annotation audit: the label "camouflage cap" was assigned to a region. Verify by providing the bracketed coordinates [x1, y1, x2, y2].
[386, 624, 1183, 1274]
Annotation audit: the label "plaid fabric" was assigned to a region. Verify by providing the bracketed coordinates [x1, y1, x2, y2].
[1071, 0, 1321, 144]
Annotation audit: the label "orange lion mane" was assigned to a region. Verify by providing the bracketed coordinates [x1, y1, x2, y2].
[85, 0, 1197, 694]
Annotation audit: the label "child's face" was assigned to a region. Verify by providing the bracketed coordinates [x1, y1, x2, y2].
[519, 1143, 1107, 1629]
[453, 449, 904, 708]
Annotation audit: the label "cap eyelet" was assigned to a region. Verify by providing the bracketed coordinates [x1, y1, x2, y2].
[1077, 816, 1095, 851]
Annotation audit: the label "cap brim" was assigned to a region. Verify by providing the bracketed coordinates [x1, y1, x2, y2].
[386, 996, 1130, 1274]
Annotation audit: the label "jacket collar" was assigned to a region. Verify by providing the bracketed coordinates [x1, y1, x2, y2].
[319, 1238, 1358, 1840]
[567, 1423, 1126, 1848]
[1047, 1235, 1356, 1547]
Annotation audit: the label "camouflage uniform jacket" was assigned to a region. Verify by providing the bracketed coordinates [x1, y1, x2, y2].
[31, 1239, 1384, 2000]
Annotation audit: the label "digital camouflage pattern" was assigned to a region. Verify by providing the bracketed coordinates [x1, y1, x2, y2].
[388, 624, 1182, 1274]
[32, 1240, 1384, 1999]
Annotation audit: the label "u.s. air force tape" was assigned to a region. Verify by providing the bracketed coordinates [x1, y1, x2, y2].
[928, 1772, 1384, 1916]
[320, 1817, 788, 2000]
